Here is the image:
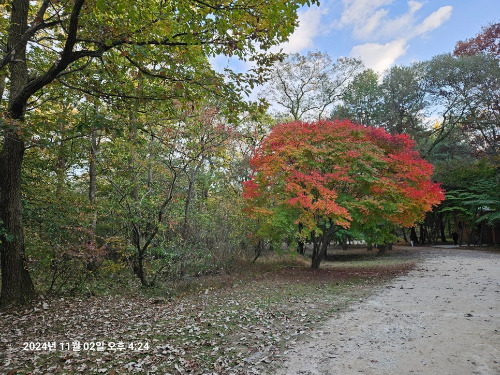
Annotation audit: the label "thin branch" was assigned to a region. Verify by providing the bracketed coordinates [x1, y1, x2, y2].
[57, 78, 177, 102]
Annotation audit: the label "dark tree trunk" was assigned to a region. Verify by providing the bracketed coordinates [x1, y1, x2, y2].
[402, 227, 408, 242]
[342, 234, 348, 250]
[311, 224, 335, 269]
[311, 240, 326, 269]
[135, 253, 146, 286]
[297, 223, 305, 255]
[439, 213, 447, 244]
[297, 240, 305, 255]
[479, 223, 483, 247]
[182, 165, 200, 240]
[0, 0, 37, 307]
[89, 127, 98, 241]
[376, 243, 388, 256]
[0, 131, 37, 306]
[419, 224, 426, 244]
[127, 113, 146, 284]
[0, 73, 6, 104]
[410, 226, 419, 245]
[311, 238, 320, 268]
[252, 241, 263, 263]
[1, 0, 96, 306]
[182, 177, 194, 236]
[131, 224, 148, 287]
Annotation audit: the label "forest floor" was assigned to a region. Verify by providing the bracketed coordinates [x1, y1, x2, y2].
[0, 246, 498, 374]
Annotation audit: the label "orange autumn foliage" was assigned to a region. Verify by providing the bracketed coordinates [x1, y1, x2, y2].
[243, 120, 444, 239]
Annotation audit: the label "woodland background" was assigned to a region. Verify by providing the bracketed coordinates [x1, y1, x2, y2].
[0, 2, 498, 305]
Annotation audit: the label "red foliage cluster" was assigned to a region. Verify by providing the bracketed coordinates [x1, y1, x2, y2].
[454, 22, 500, 58]
[243, 120, 444, 236]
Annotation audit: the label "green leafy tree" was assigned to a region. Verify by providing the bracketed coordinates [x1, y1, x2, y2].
[332, 68, 383, 127]
[380, 64, 427, 137]
[436, 159, 499, 245]
[423, 53, 500, 159]
[0, 0, 318, 306]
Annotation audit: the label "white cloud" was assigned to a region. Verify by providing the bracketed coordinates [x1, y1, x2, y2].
[338, 0, 452, 72]
[412, 6, 453, 36]
[338, 1, 453, 42]
[408, 0, 423, 13]
[357, 9, 389, 39]
[278, 6, 325, 53]
[339, 0, 394, 40]
[339, 0, 436, 41]
[350, 39, 408, 73]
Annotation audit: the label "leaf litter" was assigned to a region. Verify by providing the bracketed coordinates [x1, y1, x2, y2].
[0, 257, 415, 374]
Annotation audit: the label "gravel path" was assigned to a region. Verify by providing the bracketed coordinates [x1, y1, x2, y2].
[275, 248, 500, 375]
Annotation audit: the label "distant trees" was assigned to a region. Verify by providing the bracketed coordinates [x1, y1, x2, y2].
[243, 120, 444, 268]
[332, 69, 383, 127]
[424, 53, 500, 158]
[426, 52, 500, 246]
[266, 52, 363, 121]
[380, 64, 428, 137]
[438, 160, 499, 246]
[454, 22, 500, 58]
[330, 24, 499, 246]
[334, 64, 428, 137]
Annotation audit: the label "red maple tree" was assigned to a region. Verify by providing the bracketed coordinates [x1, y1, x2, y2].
[243, 120, 444, 268]
[454, 22, 500, 58]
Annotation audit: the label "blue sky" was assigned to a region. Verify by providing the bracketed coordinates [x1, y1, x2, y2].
[278, 0, 499, 72]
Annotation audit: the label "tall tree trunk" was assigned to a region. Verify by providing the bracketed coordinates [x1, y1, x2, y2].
[410, 226, 419, 245]
[0, 132, 37, 306]
[439, 213, 447, 244]
[311, 238, 329, 269]
[182, 165, 201, 240]
[0, 0, 36, 306]
[376, 243, 388, 256]
[311, 240, 321, 269]
[0, 73, 6, 107]
[342, 233, 348, 250]
[297, 223, 305, 255]
[89, 127, 98, 241]
[130, 223, 148, 286]
[311, 223, 335, 269]
[402, 227, 408, 242]
[419, 224, 426, 244]
[127, 112, 146, 285]
[252, 241, 263, 263]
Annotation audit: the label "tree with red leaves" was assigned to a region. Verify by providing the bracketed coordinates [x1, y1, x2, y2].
[243, 120, 444, 268]
[454, 22, 500, 58]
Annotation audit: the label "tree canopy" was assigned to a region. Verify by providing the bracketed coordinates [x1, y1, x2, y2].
[265, 52, 363, 121]
[454, 22, 500, 58]
[0, 0, 318, 306]
[243, 120, 444, 268]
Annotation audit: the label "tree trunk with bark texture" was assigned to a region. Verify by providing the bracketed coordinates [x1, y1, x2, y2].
[311, 223, 335, 269]
[89, 127, 98, 241]
[0, 0, 37, 307]
[0, 131, 37, 306]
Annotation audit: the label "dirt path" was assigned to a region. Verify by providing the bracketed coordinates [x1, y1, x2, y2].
[275, 248, 500, 375]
